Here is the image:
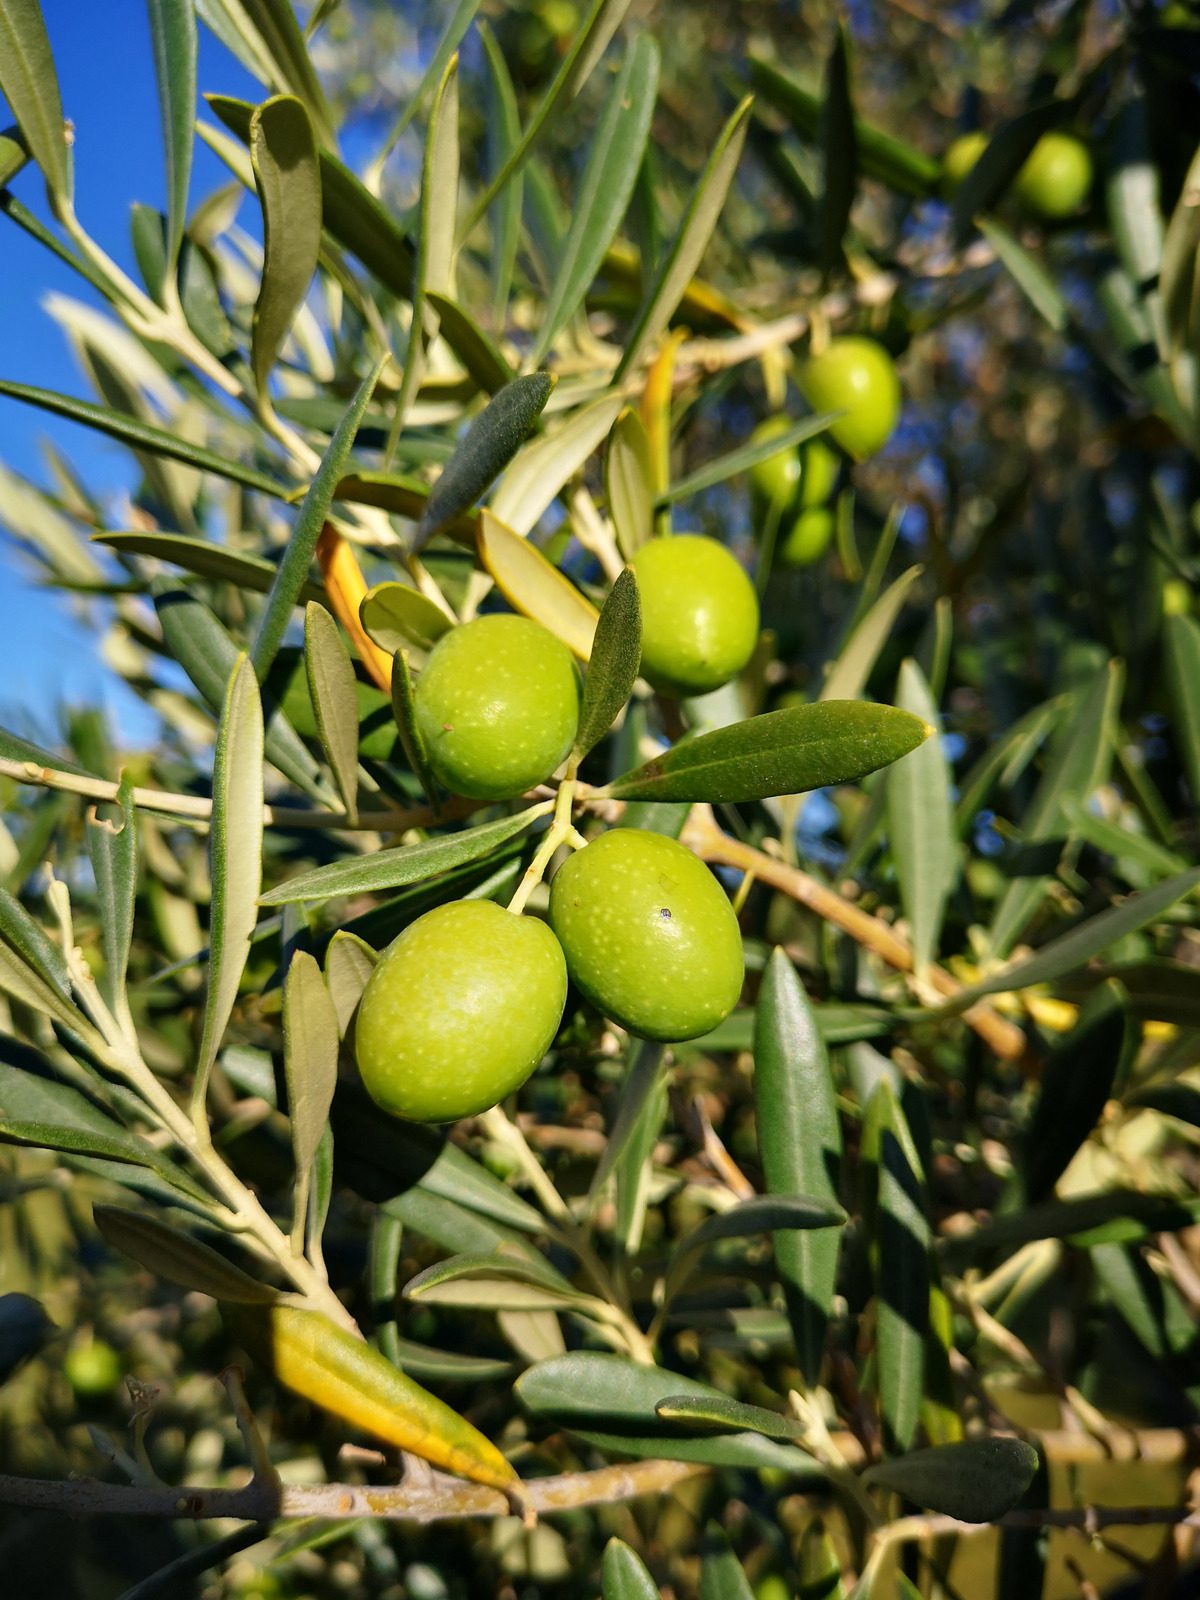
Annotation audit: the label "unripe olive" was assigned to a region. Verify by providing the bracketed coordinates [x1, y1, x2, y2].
[1013, 132, 1092, 220]
[781, 507, 836, 567]
[799, 336, 902, 461]
[64, 1338, 123, 1400]
[630, 534, 760, 697]
[414, 614, 580, 800]
[549, 829, 744, 1041]
[747, 417, 803, 509]
[355, 900, 567, 1122]
[941, 130, 987, 193]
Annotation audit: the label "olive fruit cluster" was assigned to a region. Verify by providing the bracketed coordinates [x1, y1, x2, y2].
[354, 831, 744, 1121]
[941, 129, 1093, 220]
[749, 418, 842, 568]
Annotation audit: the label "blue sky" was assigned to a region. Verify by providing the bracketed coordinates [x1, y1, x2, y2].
[0, 0, 260, 745]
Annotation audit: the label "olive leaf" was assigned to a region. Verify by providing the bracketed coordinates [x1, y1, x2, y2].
[283, 949, 340, 1252]
[573, 568, 641, 760]
[864, 1438, 1040, 1523]
[147, 0, 197, 282]
[324, 929, 376, 1037]
[249, 95, 321, 415]
[477, 509, 599, 661]
[94, 1205, 279, 1303]
[359, 582, 452, 658]
[608, 700, 929, 804]
[605, 407, 653, 559]
[303, 602, 359, 822]
[0, 0, 70, 200]
[489, 393, 623, 537]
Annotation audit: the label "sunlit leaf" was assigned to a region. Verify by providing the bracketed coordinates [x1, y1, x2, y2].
[602, 1540, 658, 1600]
[477, 509, 600, 661]
[605, 408, 653, 559]
[887, 660, 956, 977]
[359, 582, 452, 658]
[147, 0, 197, 280]
[324, 929, 375, 1037]
[425, 291, 515, 395]
[303, 602, 359, 820]
[87, 775, 137, 1018]
[0, 0, 69, 199]
[489, 393, 622, 537]
[821, 566, 923, 702]
[283, 949, 340, 1249]
[249, 95, 321, 415]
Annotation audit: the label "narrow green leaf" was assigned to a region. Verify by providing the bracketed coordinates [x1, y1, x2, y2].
[193, 655, 264, 1115]
[204, 0, 335, 146]
[153, 584, 329, 800]
[87, 775, 137, 1018]
[661, 414, 837, 507]
[754, 949, 843, 1386]
[463, 0, 634, 236]
[389, 648, 438, 805]
[0, 379, 286, 498]
[260, 807, 547, 905]
[387, 54, 459, 457]
[1165, 612, 1200, 822]
[206, 93, 416, 292]
[821, 566, 923, 702]
[608, 700, 929, 804]
[478, 509, 600, 661]
[98, 530, 322, 602]
[818, 25, 856, 275]
[0, 886, 70, 1000]
[404, 1249, 581, 1307]
[0, 123, 28, 187]
[979, 218, 1070, 334]
[1161, 143, 1200, 359]
[675, 1193, 845, 1258]
[417, 372, 555, 547]
[94, 1204, 279, 1303]
[324, 928, 375, 1037]
[655, 1396, 807, 1442]
[531, 34, 660, 364]
[1019, 982, 1133, 1204]
[0, 0, 69, 198]
[147, 0, 196, 278]
[615, 96, 751, 381]
[866, 1082, 928, 1453]
[699, 1528, 755, 1600]
[366, 0, 480, 180]
[745, 54, 939, 198]
[942, 1188, 1200, 1267]
[0, 938, 98, 1042]
[425, 292, 515, 395]
[359, 583, 452, 659]
[303, 602, 359, 821]
[887, 660, 956, 978]
[283, 948, 340, 1249]
[863, 1438, 1039, 1524]
[250, 355, 385, 680]
[605, 407, 653, 559]
[1059, 795, 1185, 880]
[249, 95, 321, 413]
[574, 568, 641, 760]
[602, 1540, 658, 1600]
[489, 393, 622, 537]
[587, 1038, 663, 1205]
[988, 661, 1124, 958]
[951, 100, 1072, 246]
[954, 697, 1063, 836]
[479, 20, 521, 323]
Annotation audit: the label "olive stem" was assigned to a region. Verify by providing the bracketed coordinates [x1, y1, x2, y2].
[477, 1105, 571, 1225]
[506, 768, 582, 916]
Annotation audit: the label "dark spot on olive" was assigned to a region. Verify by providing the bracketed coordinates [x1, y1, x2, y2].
[660, 907, 672, 919]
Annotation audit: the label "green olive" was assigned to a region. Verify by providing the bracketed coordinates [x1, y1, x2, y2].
[748, 417, 804, 509]
[630, 534, 760, 697]
[781, 507, 836, 567]
[414, 614, 580, 800]
[799, 336, 902, 461]
[355, 900, 567, 1123]
[941, 130, 988, 194]
[549, 828, 744, 1041]
[64, 1338, 123, 1400]
[1013, 132, 1092, 220]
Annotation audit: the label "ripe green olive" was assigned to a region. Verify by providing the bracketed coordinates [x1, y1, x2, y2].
[940, 130, 987, 194]
[799, 336, 902, 461]
[355, 900, 567, 1123]
[414, 614, 580, 800]
[549, 828, 744, 1042]
[630, 534, 760, 697]
[64, 1338, 123, 1400]
[1013, 132, 1092, 220]
[781, 507, 836, 567]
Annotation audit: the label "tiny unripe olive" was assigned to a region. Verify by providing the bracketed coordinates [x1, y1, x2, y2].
[630, 534, 760, 697]
[749, 421, 841, 517]
[781, 507, 836, 567]
[64, 1338, 123, 1399]
[1013, 132, 1092, 220]
[799, 336, 902, 461]
[941, 130, 988, 194]
[413, 614, 580, 800]
[355, 900, 567, 1122]
[549, 828, 744, 1041]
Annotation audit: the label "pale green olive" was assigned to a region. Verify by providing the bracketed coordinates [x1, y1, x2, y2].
[549, 828, 744, 1042]
[799, 337, 902, 461]
[630, 534, 760, 697]
[355, 900, 567, 1123]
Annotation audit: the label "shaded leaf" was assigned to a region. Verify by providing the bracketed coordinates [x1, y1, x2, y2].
[260, 807, 547, 905]
[193, 655, 264, 1114]
[477, 509, 600, 660]
[1161, 143, 1200, 359]
[425, 291, 515, 395]
[864, 1438, 1039, 1523]
[980, 218, 1070, 334]
[478, 20, 521, 322]
[951, 100, 1072, 246]
[359, 582, 452, 658]
[0, 1293, 51, 1383]
[887, 660, 956, 977]
[1165, 612, 1200, 823]
[389, 648, 437, 805]
[418, 373, 555, 547]
[821, 566, 923, 702]
[615, 96, 751, 380]
[605, 407, 653, 559]
[609, 700, 928, 804]
[818, 25, 857, 275]
[942, 1188, 1200, 1266]
[323, 928, 375, 1037]
[656, 1395, 806, 1442]
[602, 1540, 658, 1600]
[489, 393, 623, 537]
[249, 95, 321, 412]
[574, 567, 641, 760]
[303, 602, 359, 820]
[87, 774, 137, 1017]
[283, 948, 340, 1248]
[675, 1194, 845, 1260]
[94, 1204, 279, 1302]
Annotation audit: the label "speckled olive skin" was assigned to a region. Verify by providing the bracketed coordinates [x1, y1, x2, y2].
[549, 829, 744, 1042]
[799, 337, 901, 461]
[355, 900, 567, 1122]
[630, 534, 760, 698]
[1013, 132, 1092, 220]
[414, 614, 580, 800]
[781, 507, 836, 567]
